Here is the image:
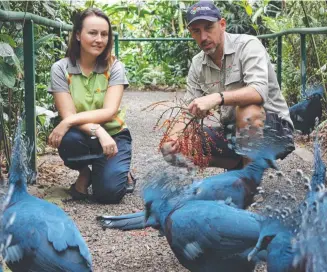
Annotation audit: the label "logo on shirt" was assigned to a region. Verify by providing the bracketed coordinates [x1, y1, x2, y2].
[190, 6, 211, 14]
[95, 88, 106, 93]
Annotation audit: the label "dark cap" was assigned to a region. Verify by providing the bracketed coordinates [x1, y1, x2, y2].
[186, 1, 221, 27]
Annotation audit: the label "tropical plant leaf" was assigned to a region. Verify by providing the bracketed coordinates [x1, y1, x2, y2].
[5, 54, 23, 74]
[245, 4, 253, 16]
[14, 46, 23, 63]
[42, 2, 56, 18]
[85, 0, 95, 8]
[35, 34, 57, 51]
[252, 7, 264, 23]
[0, 42, 23, 74]
[0, 43, 14, 57]
[0, 1, 10, 11]
[0, 34, 16, 47]
[0, 61, 16, 88]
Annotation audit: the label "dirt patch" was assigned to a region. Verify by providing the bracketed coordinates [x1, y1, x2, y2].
[294, 123, 327, 161]
[28, 91, 325, 272]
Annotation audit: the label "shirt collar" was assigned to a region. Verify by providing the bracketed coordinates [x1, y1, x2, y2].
[94, 62, 107, 73]
[224, 32, 236, 55]
[67, 58, 107, 74]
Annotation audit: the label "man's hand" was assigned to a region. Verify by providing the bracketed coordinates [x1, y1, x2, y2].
[161, 139, 180, 156]
[188, 93, 221, 117]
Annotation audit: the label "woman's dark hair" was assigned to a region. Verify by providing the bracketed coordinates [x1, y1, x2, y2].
[66, 8, 114, 68]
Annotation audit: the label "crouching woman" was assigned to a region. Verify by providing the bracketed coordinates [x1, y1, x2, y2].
[48, 8, 135, 204]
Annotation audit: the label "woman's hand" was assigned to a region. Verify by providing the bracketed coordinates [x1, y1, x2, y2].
[48, 119, 71, 148]
[96, 127, 118, 158]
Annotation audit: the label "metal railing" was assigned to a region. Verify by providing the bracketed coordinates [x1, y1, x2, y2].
[115, 28, 327, 93]
[1, 8, 326, 173]
[258, 27, 327, 93]
[0, 10, 73, 173]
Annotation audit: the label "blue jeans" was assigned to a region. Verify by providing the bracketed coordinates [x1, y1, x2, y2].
[58, 128, 132, 204]
[202, 111, 295, 162]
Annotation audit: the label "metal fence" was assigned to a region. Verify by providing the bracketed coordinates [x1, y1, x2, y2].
[1, 8, 326, 173]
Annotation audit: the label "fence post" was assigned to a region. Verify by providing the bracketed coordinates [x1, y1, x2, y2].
[23, 20, 36, 178]
[277, 36, 282, 88]
[114, 33, 119, 58]
[300, 34, 307, 94]
[54, 27, 62, 61]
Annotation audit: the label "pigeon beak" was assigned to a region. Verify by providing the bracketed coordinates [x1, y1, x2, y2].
[248, 246, 259, 261]
[265, 158, 279, 170]
[271, 160, 279, 170]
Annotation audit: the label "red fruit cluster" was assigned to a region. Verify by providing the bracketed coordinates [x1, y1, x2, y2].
[157, 109, 224, 170]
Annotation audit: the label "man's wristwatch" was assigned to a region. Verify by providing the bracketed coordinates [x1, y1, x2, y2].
[90, 124, 100, 138]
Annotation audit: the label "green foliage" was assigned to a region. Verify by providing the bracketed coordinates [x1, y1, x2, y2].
[0, 0, 258, 162]
[0, 0, 74, 160]
[95, 0, 259, 89]
[1, 0, 327, 165]
[0, 60, 16, 88]
[242, 0, 327, 106]
[98, 1, 196, 89]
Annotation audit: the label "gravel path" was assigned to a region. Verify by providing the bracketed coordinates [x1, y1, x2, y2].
[33, 91, 317, 272]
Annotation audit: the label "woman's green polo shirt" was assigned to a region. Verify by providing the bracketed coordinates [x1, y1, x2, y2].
[48, 58, 129, 136]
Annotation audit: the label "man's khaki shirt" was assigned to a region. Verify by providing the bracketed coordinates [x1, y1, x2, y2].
[185, 32, 293, 127]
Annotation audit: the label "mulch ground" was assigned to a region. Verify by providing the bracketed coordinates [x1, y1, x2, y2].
[2, 91, 327, 272]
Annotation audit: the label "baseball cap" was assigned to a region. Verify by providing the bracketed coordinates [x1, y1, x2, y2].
[186, 1, 222, 27]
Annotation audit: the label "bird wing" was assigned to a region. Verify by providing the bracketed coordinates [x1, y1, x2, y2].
[3, 221, 41, 264]
[4, 221, 92, 272]
[166, 200, 262, 261]
[192, 172, 248, 208]
[34, 197, 92, 267]
[3, 238, 27, 263]
[4, 198, 92, 269]
[45, 211, 92, 267]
